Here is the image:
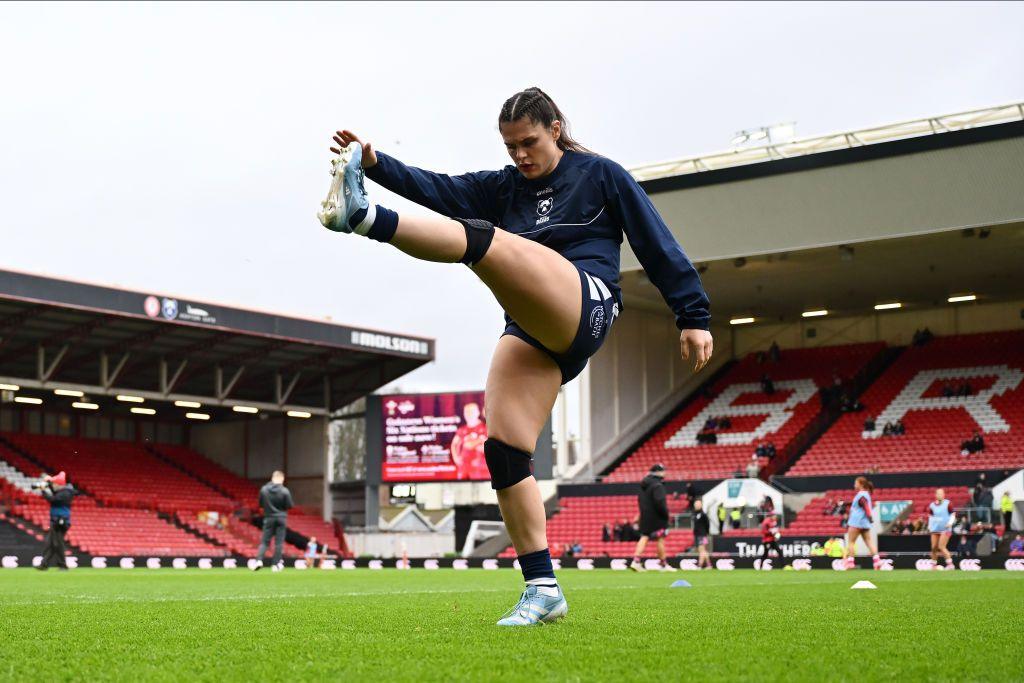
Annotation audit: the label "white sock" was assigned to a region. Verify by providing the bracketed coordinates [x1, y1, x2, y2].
[526, 577, 558, 586]
[535, 586, 560, 598]
[352, 203, 377, 235]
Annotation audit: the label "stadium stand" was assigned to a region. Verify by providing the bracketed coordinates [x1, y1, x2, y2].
[0, 451, 52, 547]
[283, 510, 343, 550]
[499, 495, 694, 559]
[0, 433, 344, 558]
[175, 512, 304, 559]
[11, 495, 226, 557]
[790, 332, 1024, 475]
[149, 444, 262, 512]
[604, 343, 886, 482]
[0, 442, 46, 483]
[0, 512, 43, 554]
[778, 486, 972, 536]
[3, 433, 237, 515]
[0, 476, 26, 505]
[152, 443, 345, 551]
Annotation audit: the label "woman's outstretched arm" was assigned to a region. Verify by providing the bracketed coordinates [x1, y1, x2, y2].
[332, 129, 509, 221]
[603, 161, 713, 371]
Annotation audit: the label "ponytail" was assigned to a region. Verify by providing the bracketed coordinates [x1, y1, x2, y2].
[855, 476, 874, 493]
[498, 87, 592, 154]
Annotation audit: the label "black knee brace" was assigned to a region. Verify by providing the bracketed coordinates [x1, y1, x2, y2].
[453, 217, 495, 266]
[484, 438, 533, 490]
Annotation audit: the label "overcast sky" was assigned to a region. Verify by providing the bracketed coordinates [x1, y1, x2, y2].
[2, 1, 1022, 392]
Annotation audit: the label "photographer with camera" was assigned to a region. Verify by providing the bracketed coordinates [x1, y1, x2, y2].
[33, 470, 77, 570]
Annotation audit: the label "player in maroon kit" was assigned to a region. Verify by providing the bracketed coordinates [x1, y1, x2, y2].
[760, 513, 782, 567]
[451, 402, 489, 480]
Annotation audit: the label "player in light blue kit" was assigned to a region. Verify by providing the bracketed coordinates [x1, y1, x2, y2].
[841, 476, 882, 570]
[928, 488, 955, 570]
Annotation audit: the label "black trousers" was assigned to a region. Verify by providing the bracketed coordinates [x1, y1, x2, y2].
[41, 519, 69, 569]
[1004, 510, 1013, 533]
[257, 516, 288, 565]
[761, 540, 780, 561]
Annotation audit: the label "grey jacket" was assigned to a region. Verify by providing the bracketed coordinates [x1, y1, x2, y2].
[259, 483, 294, 518]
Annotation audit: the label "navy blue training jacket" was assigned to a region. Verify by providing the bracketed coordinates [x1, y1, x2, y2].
[365, 150, 710, 330]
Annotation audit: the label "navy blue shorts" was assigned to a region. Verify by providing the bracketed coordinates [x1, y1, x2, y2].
[502, 265, 619, 384]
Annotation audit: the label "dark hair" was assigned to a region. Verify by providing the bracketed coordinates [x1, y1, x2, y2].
[855, 476, 874, 493]
[498, 87, 591, 153]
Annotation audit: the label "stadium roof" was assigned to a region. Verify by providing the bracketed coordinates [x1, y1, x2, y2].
[619, 103, 1024, 325]
[620, 222, 1024, 324]
[0, 268, 433, 417]
[629, 102, 1024, 182]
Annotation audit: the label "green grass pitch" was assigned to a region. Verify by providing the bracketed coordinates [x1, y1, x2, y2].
[1, 568, 1021, 681]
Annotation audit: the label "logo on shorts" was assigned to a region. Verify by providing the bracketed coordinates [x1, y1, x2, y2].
[589, 306, 606, 339]
[537, 197, 553, 216]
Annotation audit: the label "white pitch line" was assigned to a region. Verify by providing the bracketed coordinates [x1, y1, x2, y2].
[2, 573, 1016, 606]
[0, 584, 655, 606]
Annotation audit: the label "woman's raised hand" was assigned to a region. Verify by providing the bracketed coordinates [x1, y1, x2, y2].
[330, 130, 378, 168]
[680, 329, 714, 373]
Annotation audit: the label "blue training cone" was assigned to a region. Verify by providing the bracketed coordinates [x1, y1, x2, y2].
[670, 579, 692, 588]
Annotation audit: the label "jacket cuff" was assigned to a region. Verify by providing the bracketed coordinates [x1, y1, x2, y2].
[676, 315, 711, 331]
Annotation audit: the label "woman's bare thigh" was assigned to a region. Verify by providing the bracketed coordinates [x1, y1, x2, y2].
[484, 335, 562, 452]
[472, 229, 582, 355]
[386, 213, 584, 355]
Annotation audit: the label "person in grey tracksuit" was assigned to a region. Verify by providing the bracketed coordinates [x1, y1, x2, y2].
[254, 470, 293, 569]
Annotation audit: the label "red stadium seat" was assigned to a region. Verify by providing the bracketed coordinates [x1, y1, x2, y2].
[10, 496, 226, 557]
[499, 494, 694, 559]
[152, 443, 345, 551]
[176, 512, 304, 558]
[791, 331, 1024, 475]
[0, 433, 346, 557]
[604, 343, 885, 482]
[4, 433, 236, 515]
[149, 444, 262, 511]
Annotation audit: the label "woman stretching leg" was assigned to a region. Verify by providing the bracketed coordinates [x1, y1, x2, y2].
[318, 88, 713, 626]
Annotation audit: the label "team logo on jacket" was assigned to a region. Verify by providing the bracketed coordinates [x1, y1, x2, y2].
[535, 197, 553, 226]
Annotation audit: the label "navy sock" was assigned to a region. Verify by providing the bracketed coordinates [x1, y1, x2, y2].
[519, 548, 557, 587]
[349, 204, 399, 243]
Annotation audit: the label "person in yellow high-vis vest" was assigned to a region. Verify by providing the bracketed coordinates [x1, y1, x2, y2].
[1001, 492, 1015, 534]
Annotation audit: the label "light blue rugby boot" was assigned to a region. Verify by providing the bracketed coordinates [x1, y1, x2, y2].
[317, 140, 375, 234]
[496, 585, 569, 627]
